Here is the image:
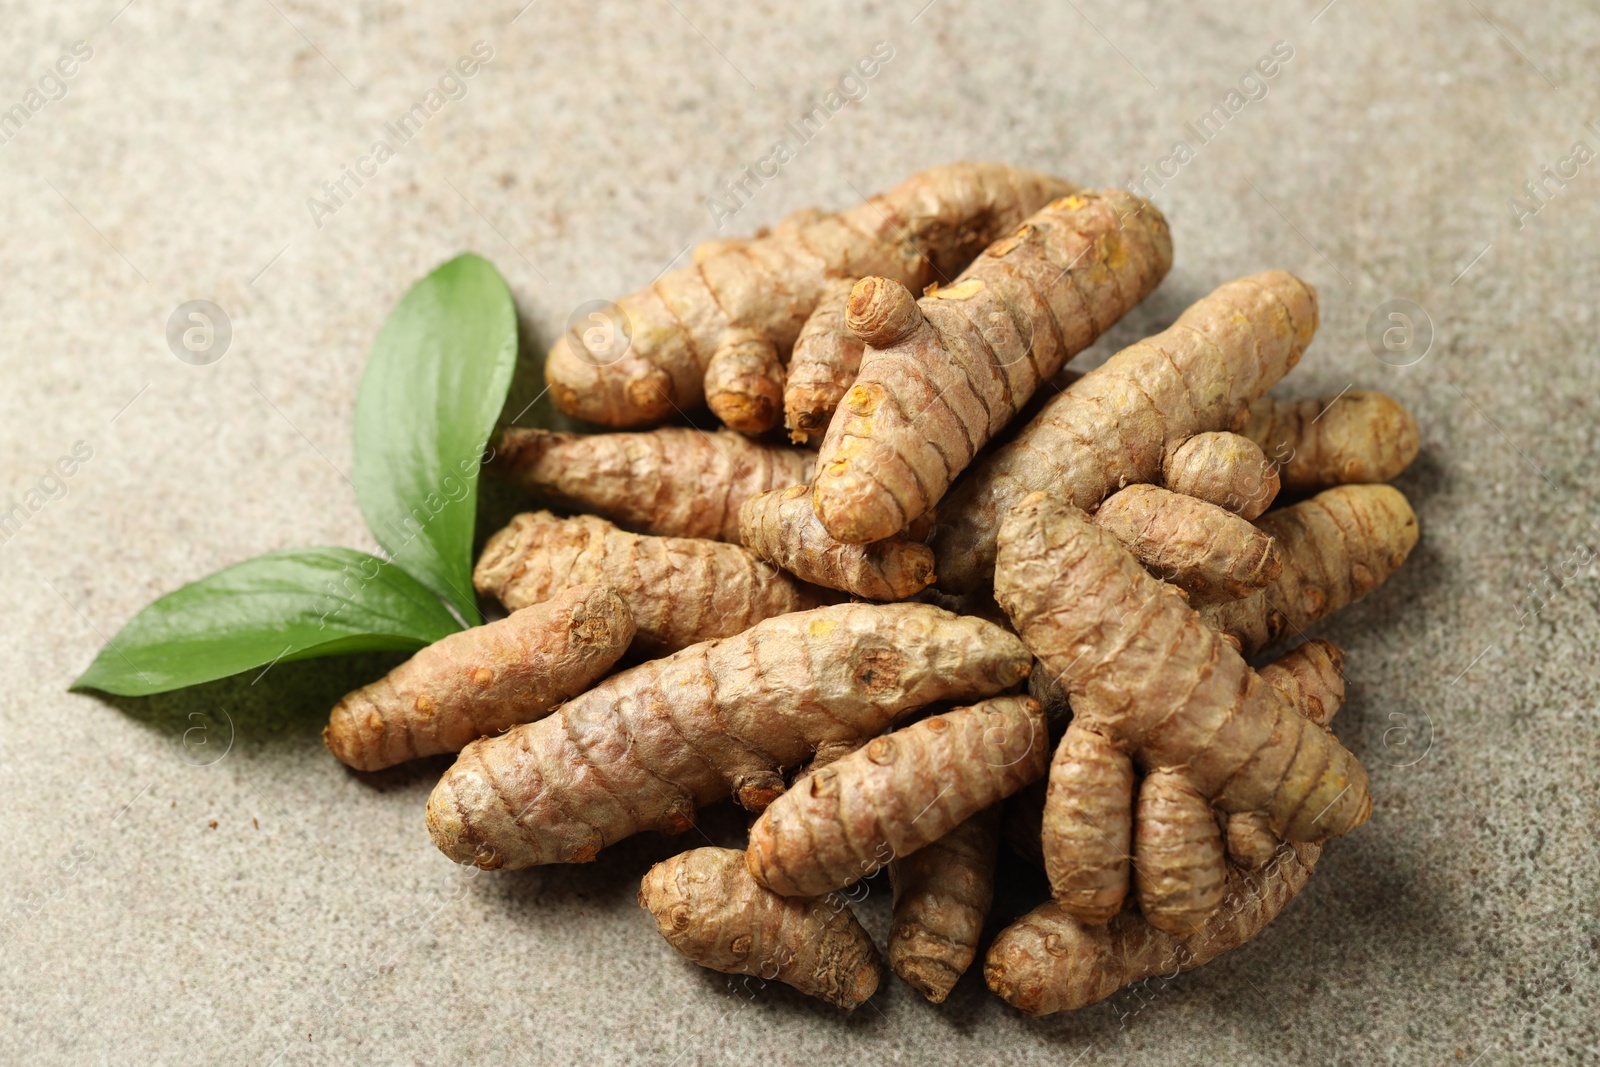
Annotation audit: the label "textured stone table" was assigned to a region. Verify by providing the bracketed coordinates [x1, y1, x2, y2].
[2, 1, 1596, 1064]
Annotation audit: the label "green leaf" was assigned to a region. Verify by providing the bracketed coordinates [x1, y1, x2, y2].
[354, 253, 518, 625]
[71, 548, 462, 697]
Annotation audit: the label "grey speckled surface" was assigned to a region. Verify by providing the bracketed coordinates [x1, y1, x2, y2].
[2, 1, 1598, 1064]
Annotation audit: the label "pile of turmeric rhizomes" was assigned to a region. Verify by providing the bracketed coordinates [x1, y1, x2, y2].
[323, 163, 1420, 1013]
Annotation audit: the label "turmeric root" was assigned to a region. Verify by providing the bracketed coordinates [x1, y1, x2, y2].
[1222, 812, 1281, 872]
[985, 841, 1321, 1014]
[703, 330, 786, 434]
[1244, 390, 1420, 492]
[1040, 723, 1132, 925]
[1226, 639, 1347, 868]
[934, 271, 1318, 592]
[323, 585, 633, 772]
[1133, 770, 1228, 935]
[1034, 623, 1340, 909]
[888, 805, 1000, 1003]
[1090, 484, 1282, 605]
[427, 603, 1031, 869]
[1162, 431, 1280, 520]
[1037, 640, 1347, 883]
[994, 493, 1370, 934]
[1202, 484, 1418, 656]
[639, 847, 881, 1010]
[784, 278, 863, 444]
[747, 696, 1046, 896]
[545, 162, 1075, 428]
[474, 511, 832, 656]
[1260, 638, 1345, 728]
[489, 426, 812, 542]
[813, 190, 1173, 544]
[739, 485, 935, 600]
